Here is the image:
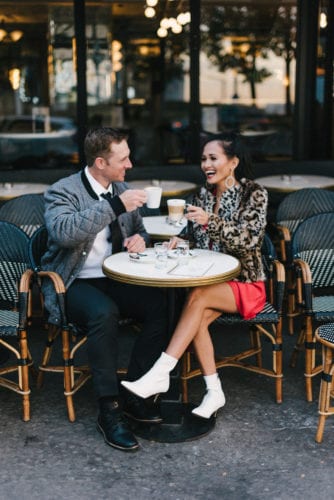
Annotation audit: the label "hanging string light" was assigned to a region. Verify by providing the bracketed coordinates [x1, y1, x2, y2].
[142, 1, 190, 38]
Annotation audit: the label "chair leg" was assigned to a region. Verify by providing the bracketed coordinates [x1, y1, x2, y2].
[37, 324, 60, 388]
[304, 317, 316, 402]
[290, 323, 305, 368]
[315, 345, 333, 443]
[19, 328, 30, 422]
[61, 327, 76, 422]
[286, 268, 297, 335]
[274, 322, 283, 404]
[250, 327, 262, 367]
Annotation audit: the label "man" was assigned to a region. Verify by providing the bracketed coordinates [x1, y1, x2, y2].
[41, 127, 169, 452]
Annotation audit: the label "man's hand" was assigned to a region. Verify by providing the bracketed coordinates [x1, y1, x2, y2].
[119, 189, 147, 212]
[124, 234, 146, 253]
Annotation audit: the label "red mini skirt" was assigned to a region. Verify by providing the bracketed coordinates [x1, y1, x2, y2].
[227, 281, 266, 320]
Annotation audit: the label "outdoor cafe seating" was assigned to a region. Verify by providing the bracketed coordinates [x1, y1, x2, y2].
[2, 204, 334, 448]
[273, 188, 334, 336]
[0, 221, 35, 421]
[290, 212, 334, 402]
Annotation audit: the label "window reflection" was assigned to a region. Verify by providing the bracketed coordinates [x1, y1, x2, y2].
[0, 1, 332, 169]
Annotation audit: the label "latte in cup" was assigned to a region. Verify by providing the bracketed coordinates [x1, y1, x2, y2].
[167, 199, 185, 223]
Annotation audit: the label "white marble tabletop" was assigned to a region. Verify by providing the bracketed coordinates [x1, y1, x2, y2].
[103, 248, 240, 288]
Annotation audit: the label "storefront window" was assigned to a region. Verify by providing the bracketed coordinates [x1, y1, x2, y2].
[0, 1, 332, 170]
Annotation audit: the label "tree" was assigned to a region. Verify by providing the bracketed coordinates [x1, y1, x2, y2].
[201, 5, 278, 101]
[268, 6, 297, 116]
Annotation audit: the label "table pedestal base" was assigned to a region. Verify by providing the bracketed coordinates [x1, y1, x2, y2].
[127, 401, 216, 443]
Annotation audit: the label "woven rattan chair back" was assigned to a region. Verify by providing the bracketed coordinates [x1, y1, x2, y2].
[276, 188, 334, 240]
[292, 212, 334, 290]
[275, 188, 334, 335]
[0, 221, 34, 421]
[290, 212, 334, 401]
[181, 233, 285, 404]
[28, 224, 48, 271]
[0, 193, 45, 237]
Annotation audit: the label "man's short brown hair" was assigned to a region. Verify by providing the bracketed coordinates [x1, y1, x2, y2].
[84, 127, 128, 166]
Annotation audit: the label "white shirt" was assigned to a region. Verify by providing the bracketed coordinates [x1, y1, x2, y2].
[77, 166, 113, 278]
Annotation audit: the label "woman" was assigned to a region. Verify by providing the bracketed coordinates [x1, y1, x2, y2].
[122, 132, 268, 419]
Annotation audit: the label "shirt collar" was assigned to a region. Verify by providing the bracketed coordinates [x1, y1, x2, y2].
[84, 166, 113, 198]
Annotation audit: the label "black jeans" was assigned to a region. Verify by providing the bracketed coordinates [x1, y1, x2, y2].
[66, 278, 169, 398]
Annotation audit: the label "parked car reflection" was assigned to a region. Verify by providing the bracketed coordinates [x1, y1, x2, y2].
[0, 115, 78, 169]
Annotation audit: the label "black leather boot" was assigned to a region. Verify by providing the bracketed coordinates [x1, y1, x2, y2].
[97, 398, 139, 451]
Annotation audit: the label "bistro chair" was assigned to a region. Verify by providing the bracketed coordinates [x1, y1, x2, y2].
[0, 221, 35, 421]
[290, 212, 334, 402]
[274, 188, 334, 335]
[29, 225, 140, 421]
[314, 323, 334, 443]
[181, 233, 285, 404]
[28, 225, 91, 422]
[0, 193, 45, 237]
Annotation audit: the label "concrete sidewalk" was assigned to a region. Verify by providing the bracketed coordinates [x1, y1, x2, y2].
[0, 319, 333, 500]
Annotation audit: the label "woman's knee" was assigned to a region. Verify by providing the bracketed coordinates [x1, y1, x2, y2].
[185, 287, 207, 309]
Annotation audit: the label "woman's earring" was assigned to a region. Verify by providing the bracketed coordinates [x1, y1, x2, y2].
[225, 174, 235, 189]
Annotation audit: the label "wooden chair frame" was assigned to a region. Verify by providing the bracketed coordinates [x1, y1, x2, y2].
[289, 212, 334, 402]
[34, 270, 91, 422]
[0, 269, 36, 421]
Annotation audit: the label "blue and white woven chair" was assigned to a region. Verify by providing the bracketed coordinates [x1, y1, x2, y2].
[28, 226, 139, 422]
[181, 233, 285, 404]
[0, 221, 35, 421]
[290, 212, 334, 402]
[0, 193, 45, 237]
[315, 323, 334, 443]
[28, 225, 91, 422]
[275, 188, 334, 335]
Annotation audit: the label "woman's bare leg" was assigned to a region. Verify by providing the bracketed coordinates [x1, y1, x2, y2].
[121, 282, 237, 402]
[166, 282, 237, 362]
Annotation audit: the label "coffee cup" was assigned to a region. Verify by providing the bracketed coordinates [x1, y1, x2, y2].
[144, 186, 162, 209]
[167, 199, 185, 223]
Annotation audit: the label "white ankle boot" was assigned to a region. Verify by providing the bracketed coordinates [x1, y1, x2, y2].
[121, 352, 178, 399]
[192, 374, 225, 419]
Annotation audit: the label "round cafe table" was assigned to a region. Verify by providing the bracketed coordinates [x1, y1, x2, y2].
[0, 182, 50, 201]
[255, 174, 334, 193]
[103, 248, 240, 442]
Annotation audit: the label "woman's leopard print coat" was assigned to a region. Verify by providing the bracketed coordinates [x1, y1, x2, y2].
[189, 178, 268, 283]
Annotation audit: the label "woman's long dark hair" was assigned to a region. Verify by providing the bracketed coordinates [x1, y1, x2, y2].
[201, 132, 253, 180]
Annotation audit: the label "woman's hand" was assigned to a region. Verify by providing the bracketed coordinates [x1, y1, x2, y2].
[185, 204, 209, 226]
